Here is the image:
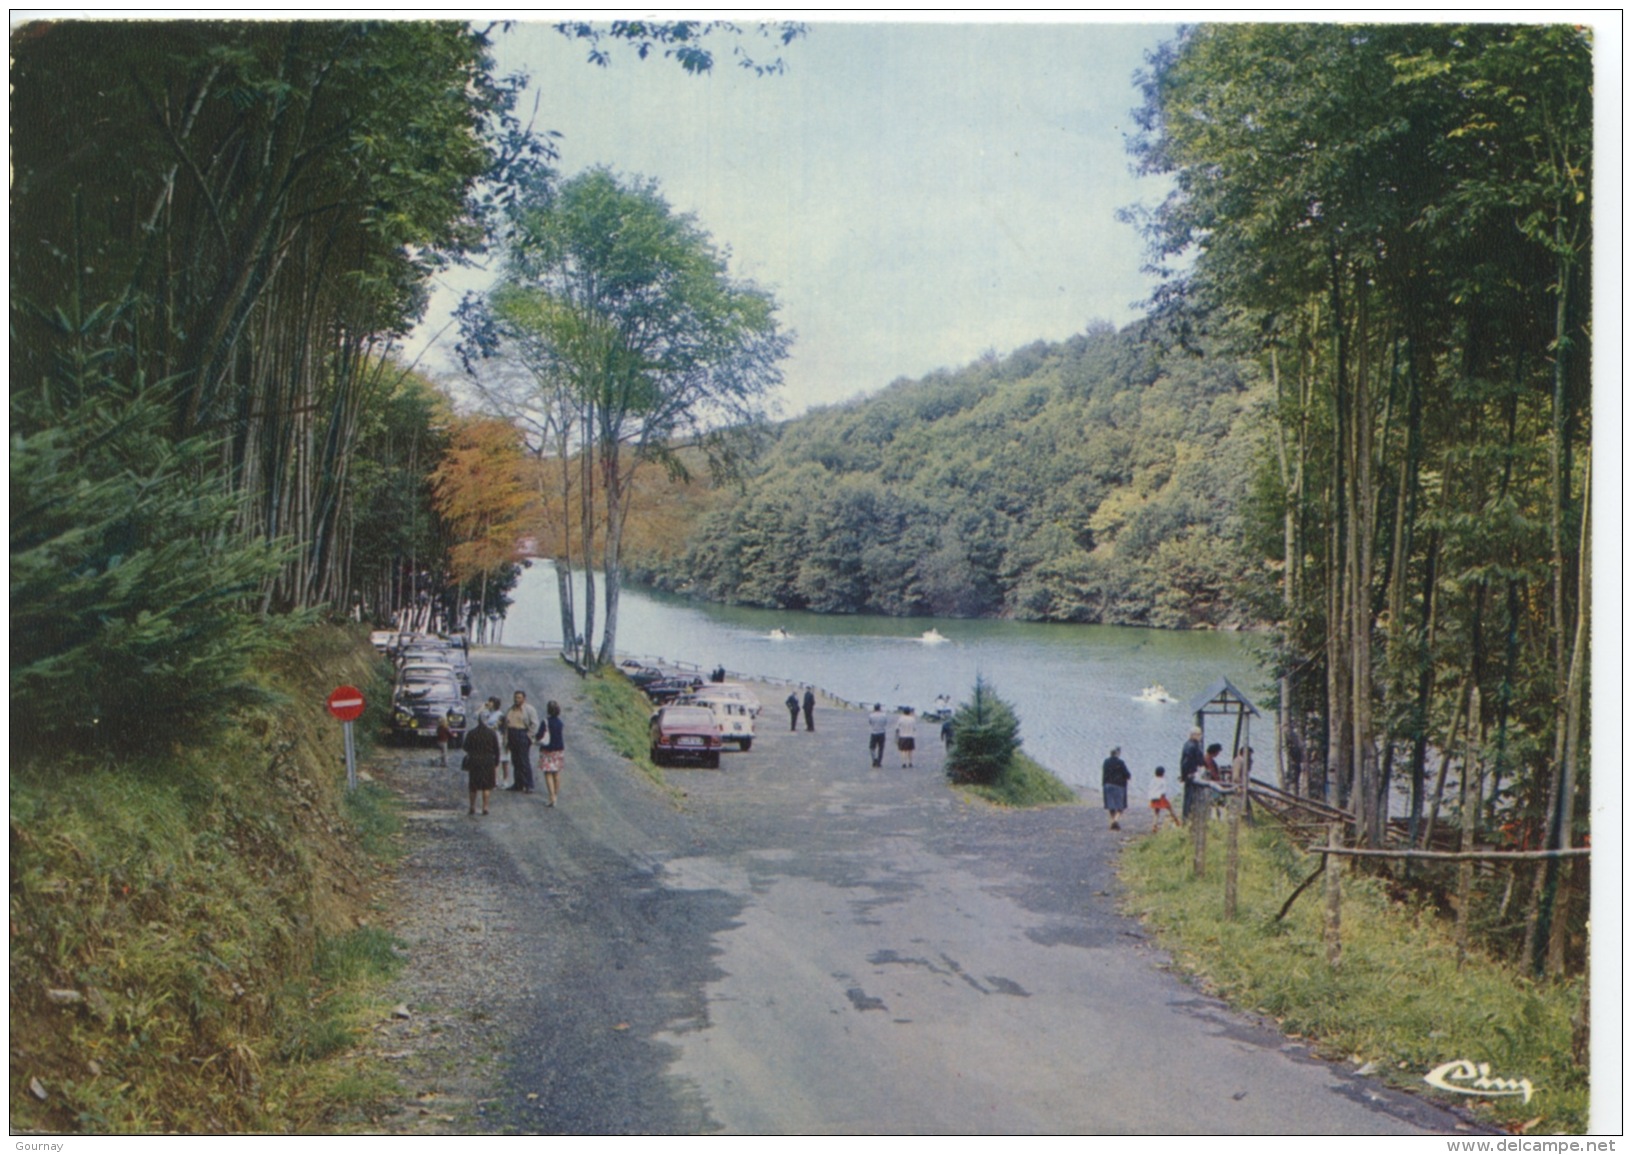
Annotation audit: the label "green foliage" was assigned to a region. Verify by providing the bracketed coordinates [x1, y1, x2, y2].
[581, 668, 675, 795]
[556, 19, 807, 75]
[471, 167, 791, 666]
[345, 371, 458, 623]
[660, 323, 1263, 625]
[1120, 826, 1587, 1132]
[1130, 22, 1591, 970]
[8, 626, 408, 1133]
[959, 751, 1078, 809]
[341, 783, 403, 862]
[10, 347, 292, 756]
[11, 20, 534, 616]
[945, 677, 1022, 787]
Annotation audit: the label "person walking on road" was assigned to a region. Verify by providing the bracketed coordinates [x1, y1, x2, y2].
[537, 700, 565, 807]
[505, 690, 540, 793]
[1102, 746, 1131, 831]
[785, 691, 800, 732]
[462, 714, 501, 816]
[868, 704, 889, 767]
[894, 707, 919, 768]
[803, 686, 817, 732]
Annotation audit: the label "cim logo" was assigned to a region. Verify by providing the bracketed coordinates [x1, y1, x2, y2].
[1424, 1059, 1534, 1104]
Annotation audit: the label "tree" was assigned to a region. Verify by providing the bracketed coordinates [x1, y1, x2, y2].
[430, 417, 542, 642]
[1129, 23, 1591, 973]
[10, 20, 536, 614]
[555, 19, 807, 75]
[945, 677, 1022, 787]
[480, 169, 790, 667]
[10, 333, 288, 755]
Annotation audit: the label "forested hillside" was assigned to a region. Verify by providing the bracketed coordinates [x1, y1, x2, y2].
[638, 323, 1265, 627]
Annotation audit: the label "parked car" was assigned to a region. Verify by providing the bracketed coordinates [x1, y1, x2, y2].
[643, 676, 703, 704]
[679, 693, 755, 751]
[700, 682, 763, 718]
[649, 705, 722, 768]
[625, 666, 669, 690]
[390, 676, 467, 745]
[369, 629, 397, 653]
[399, 655, 471, 696]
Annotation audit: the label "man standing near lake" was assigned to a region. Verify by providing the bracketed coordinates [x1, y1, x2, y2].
[868, 704, 889, 767]
[1101, 745, 1131, 831]
[1179, 727, 1205, 823]
[803, 686, 816, 732]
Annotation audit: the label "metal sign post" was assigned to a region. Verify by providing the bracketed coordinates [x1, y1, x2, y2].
[327, 685, 366, 792]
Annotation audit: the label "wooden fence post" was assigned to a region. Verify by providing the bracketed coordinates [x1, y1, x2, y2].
[1324, 822, 1343, 969]
[1191, 784, 1208, 878]
[1225, 785, 1241, 918]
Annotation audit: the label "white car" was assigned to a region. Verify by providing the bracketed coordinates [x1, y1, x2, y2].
[684, 694, 756, 751]
[701, 682, 763, 718]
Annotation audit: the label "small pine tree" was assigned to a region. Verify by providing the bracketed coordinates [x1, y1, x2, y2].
[945, 676, 1022, 785]
[11, 338, 289, 756]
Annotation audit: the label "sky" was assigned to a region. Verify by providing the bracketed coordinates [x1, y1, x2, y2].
[405, 18, 1179, 416]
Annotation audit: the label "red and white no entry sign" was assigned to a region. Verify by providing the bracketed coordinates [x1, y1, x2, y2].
[326, 684, 366, 722]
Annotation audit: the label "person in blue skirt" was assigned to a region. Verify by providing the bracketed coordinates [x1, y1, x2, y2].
[1102, 745, 1132, 831]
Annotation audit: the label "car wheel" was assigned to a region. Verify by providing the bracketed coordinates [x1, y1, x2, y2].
[650, 746, 663, 765]
[738, 738, 752, 752]
[705, 752, 721, 769]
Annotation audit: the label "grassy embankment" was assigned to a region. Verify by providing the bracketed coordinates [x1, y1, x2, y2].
[1119, 824, 1588, 1133]
[10, 626, 411, 1133]
[581, 667, 673, 795]
[956, 751, 1079, 808]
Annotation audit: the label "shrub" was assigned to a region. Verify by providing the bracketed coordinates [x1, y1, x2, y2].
[945, 676, 1021, 785]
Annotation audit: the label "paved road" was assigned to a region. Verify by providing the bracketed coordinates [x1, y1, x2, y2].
[384, 646, 1469, 1135]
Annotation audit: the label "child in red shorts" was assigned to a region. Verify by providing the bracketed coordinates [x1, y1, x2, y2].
[1150, 766, 1180, 830]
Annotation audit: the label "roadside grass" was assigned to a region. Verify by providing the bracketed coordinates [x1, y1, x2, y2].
[957, 751, 1079, 808]
[9, 624, 411, 1133]
[1119, 824, 1587, 1133]
[582, 669, 674, 796]
[343, 782, 403, 861]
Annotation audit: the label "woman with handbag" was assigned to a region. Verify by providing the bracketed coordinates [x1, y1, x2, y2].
[537, 700, 565, 808]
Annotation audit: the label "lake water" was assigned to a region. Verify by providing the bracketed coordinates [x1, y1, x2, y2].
[498, 561, 1269, 794]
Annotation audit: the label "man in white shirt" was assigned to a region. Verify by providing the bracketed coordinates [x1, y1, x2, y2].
[504, 690, 541, 793]
[868, 704, 889, 767]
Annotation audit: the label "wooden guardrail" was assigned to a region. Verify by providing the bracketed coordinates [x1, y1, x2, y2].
[1196, 778, 1590, 971]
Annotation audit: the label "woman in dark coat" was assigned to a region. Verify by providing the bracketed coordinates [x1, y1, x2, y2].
[463, 715, 501, 815]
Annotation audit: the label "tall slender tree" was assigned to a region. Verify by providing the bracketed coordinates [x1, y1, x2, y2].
[469, 169, 790, 667]
[1129, 23, 1591, 972]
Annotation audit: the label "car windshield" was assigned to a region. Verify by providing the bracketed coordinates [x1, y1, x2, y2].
[400, 680, 459, 699]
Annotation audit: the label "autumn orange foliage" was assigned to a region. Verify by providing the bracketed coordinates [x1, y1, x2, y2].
[430, 417, 541, 582]
[435, 417, 720, 576]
